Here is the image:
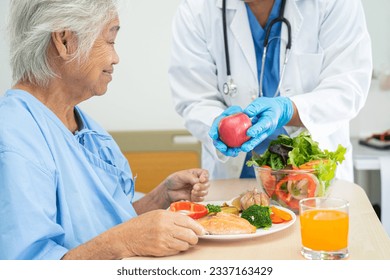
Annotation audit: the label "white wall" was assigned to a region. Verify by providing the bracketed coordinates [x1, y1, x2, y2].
[351, 0, 390, 138]
[0, 0, 389, 135]
[79, 0, 184, 131]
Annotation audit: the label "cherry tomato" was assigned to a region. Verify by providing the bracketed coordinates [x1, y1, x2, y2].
[169, 201, 208, 219]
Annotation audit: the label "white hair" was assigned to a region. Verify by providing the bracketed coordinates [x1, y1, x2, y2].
[8, 0, 118, 87]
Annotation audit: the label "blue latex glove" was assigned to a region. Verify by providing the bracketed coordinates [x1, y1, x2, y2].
[208, 105, 244, 157]
[241, 97, 294, 152]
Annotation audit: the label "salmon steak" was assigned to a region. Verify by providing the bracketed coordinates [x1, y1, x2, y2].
[197, 212, 256, 235]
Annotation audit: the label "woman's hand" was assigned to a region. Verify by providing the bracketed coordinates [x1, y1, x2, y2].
[133, 169, 210, 214]
[62, 209, 206, 259]
[164, 169, 210, 204]
[119, 210, 205, 257]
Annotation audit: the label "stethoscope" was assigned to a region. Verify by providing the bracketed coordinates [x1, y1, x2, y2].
[222, 0, 292, 98]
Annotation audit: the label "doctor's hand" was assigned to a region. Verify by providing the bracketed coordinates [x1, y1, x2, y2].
[208, 105, 244, 157]
[241, 97, 294, 152]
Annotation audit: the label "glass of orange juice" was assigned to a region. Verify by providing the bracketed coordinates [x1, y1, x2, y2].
[299, 197, 349, 260]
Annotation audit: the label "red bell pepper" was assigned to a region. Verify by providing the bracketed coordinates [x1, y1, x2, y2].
[169, 201, 208, 219]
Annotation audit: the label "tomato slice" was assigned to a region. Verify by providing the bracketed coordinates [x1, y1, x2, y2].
[274, 173, 317, 211]
[258, 165, 277, 196]
[169, 201, 208, 219]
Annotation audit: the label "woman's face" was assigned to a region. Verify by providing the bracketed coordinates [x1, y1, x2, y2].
[67, 17, 120, 98]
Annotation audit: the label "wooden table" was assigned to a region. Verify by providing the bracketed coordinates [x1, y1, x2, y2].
[130, 179, 390, 260]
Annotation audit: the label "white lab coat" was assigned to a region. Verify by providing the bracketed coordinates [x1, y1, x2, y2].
[169, 0, 372, 181]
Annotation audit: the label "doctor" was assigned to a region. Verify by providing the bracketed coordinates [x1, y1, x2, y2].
[169, 0, 372, 181]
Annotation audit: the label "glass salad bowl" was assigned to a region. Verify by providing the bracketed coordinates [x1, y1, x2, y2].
[248, 132, 345, 213]
[253, 165, 333, 213]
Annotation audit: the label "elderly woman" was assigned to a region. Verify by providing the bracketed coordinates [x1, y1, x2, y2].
[0, 0, 209, 260]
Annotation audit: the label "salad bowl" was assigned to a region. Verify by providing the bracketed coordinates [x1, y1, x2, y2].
[254, 165, 332, 212]
[248, 132, 346, 213]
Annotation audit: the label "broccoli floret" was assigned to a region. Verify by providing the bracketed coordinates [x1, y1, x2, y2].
[206, 204, 221, 214]
[241, 205, 272, 229]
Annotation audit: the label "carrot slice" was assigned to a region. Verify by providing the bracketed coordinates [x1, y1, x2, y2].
[270, 213, 285, 224]
[271, 206, 292, 222]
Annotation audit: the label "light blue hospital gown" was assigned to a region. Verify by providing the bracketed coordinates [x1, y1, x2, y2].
[0, 89, 137, 260]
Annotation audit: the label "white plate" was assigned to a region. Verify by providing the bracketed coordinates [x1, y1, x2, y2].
[198, 199, 296, 240]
